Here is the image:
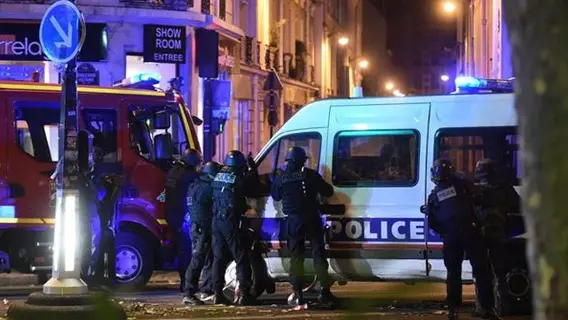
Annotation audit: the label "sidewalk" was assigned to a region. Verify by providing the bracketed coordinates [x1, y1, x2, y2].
[0, 272, 37, 288]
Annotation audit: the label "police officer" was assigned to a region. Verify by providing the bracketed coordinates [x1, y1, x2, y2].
[165, 148, 202, 291]
[473, 159, 521, 316]
[423, 158, 501, 320]
[270, 146, 336, 307]
[182, 161, 220, 305]
[211, 150, 259, 306]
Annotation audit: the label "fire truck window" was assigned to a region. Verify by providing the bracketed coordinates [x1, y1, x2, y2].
[16, 121, 34, 157]
[435, 126, 519, 186]
[332, 130, 419, 187]
[170, 113, 188, 157]
[43, 124, 59, 161]
[14, 105, 59, 163]
[82, 109, 118, 163]
[146, 112, 187, 158]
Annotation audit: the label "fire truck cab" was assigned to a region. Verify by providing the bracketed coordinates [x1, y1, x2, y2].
[0, 75, 201, 290]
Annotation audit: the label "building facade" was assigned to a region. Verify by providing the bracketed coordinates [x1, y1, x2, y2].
[457, 0, 513, 79]
[0, 0, 362, 162]
[202, 0, 364, 161]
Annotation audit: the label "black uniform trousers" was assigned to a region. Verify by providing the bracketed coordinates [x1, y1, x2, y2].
[212, 218, 252, 294]
[244, 226, 272, 297]
[184, 221, 212, 296]
[91, 224, 116, 285]
[200, 252, 213, 293]
[175, 221, 192, 290]
[287, 214, 332, 292]
[475, 232, 509, 312]
[442, 227, 494, 309]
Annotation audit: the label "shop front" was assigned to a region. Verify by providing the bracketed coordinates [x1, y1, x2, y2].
[0, 20, 190, 96]
[124, 24, 187, 91]
[0, 20, 107, 82]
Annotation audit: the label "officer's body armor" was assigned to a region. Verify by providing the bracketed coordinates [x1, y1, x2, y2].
[279, 167, 319, 215]
[165, 161, 198, 229]
[187, 174, 213, 224]
[212, 166, 247, 220]
[476, 181, 517, 239]
[429, 177, 479, 235]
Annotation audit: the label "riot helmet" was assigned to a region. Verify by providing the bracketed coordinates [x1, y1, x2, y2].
[181, 148, 203, 167]
[431, 158, 455, 183]
[474, 158, 496, 181]
[224, 150, 247, 168]
[202, 161, 221, 178]
[284, 146, 308, 164]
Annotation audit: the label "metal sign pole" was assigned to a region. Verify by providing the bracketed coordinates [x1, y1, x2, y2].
[7, 1, 125, 318]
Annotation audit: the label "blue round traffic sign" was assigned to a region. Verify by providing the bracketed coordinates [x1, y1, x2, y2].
[39, 0, 84, 64]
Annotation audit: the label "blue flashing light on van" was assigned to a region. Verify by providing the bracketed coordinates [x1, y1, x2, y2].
[453, 76, 515, 94]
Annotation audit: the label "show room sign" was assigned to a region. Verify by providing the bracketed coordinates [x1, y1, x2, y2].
[143, 24, 186, 64]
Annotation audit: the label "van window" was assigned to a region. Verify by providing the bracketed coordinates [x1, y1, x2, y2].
[255, 132, 322, 194]
[14, 104, 59, 162]
[435, 126, 519, 186]
[332, 130, 419, 187]
[83, 109, 118, 163]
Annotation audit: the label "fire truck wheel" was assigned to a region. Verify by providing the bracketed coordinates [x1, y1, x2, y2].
[115, 232, 154, 292]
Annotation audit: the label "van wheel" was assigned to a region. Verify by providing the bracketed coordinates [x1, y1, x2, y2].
[504, 264, 532, 315]
[115, 232, 154, 292]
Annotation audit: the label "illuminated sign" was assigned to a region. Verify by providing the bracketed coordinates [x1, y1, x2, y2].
[0, 22, 107, 62]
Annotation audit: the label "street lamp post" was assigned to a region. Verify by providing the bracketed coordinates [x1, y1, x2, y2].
[7, 1, 125, 319]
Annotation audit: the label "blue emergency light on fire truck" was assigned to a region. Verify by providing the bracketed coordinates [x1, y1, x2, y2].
[452, 75, 515, 94]
[112, 72, 162, 90]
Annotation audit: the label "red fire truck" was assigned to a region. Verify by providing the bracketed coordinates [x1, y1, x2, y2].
[0, 76, 201, 290]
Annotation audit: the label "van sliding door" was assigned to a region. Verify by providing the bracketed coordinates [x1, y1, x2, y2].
[324, 102, 431, 280]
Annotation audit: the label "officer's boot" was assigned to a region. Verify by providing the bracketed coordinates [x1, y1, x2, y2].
[317, 287, 339, 307]
[448, 307, 459, 320]
[183, 294, 205, 306]
[212, 290, 231, 305]
[236, 290, 257, 306]
[480, 309, 503, 320]
[265, 276, 276, 294]
[287, 290, 305, 307]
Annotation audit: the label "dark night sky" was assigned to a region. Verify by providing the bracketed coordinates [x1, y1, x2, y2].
[370, 0, 458, 88]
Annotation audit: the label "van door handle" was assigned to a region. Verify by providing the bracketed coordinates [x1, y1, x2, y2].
[319, 204, 346, 216]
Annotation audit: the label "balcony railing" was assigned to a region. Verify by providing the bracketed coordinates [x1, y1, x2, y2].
[243, 36, 253, 65]
[119, 0, 193, 11]
[0, 0, 48, 3]
[218, 0, 226, 20]
[201, 0, 210, 14]
[256, 41, 261, 65]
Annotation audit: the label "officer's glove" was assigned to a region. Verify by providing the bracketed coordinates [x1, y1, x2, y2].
[420, 205, 429, 215]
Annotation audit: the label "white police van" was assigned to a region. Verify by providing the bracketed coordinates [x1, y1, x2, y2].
[225, 76, 529, 312]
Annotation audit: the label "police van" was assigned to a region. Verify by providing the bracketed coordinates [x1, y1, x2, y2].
[225, 76, 529, 312]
